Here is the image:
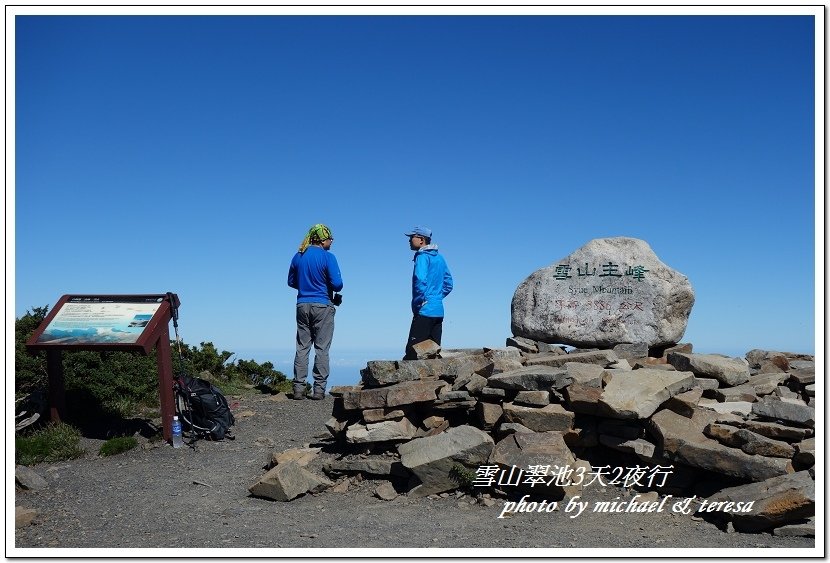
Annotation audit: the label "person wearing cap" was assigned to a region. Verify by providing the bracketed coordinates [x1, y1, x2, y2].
[403, 226, 453, 360]
[287, 224, 343, 400]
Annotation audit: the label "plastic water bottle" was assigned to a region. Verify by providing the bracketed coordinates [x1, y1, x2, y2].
[172, 416, 183, 448]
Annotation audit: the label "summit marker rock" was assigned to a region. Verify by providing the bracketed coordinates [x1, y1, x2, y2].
[511, 237, 694, 348]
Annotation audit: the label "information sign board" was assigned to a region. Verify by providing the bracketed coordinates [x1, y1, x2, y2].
[25, 293, 179, 442]
[27, 295, 170, 353]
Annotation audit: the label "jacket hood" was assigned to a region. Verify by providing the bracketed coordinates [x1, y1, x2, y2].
[414, 245, 439, 260]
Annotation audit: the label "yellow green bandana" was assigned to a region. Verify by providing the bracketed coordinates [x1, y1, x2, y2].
[298, 224, 333, 253]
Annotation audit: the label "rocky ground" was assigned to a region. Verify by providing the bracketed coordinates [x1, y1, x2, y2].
[14, 392, 818, 555]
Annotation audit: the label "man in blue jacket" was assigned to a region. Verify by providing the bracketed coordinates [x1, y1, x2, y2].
[288, 224, 343, 400]
[403, 226, 453, 360]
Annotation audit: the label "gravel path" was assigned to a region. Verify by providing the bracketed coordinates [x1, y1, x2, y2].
[14, 392, 817, 555]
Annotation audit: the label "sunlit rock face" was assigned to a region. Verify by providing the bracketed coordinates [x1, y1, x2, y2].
[511, 237, 694, 349]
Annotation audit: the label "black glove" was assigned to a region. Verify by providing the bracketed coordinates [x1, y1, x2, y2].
[332, 293, 343, 306]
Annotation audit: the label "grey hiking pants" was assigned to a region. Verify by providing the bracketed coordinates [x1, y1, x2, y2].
[293, 302, 336, 395]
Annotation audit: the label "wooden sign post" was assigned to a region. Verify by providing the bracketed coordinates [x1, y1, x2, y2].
[26, 293, 180, 443]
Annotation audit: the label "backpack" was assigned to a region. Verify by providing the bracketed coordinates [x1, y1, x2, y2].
[175, 374, 235, 441]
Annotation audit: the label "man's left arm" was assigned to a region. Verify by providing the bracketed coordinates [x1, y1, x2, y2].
[442, 264, 453, 297]
[327, 253, 344, 292]
[412, 254, 429, 310]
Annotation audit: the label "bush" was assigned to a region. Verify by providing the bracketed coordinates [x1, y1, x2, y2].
[174, 342, 291, 392]
[15, 306, 49, 395]
[449, 463, 479, 493]
[99, 436, 138, 457]
[16, 422, 86, 465]
[177, 341, 234, 379]
[232, 358, 293, 393]
[63, 350, 159, 417]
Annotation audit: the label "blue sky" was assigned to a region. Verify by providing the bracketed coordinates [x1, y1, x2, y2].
[11, 10, 820, 386]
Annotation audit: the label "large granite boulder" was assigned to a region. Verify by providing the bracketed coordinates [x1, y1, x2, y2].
[511, 237, 694, 348]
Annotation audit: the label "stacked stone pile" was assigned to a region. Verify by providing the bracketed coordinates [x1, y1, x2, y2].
[249, 237, 814, 537]
[249, 340, 815, 536]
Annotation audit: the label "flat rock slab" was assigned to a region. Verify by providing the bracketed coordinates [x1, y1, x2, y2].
[723, 419, 814, 442]
[511, 237, 694, 348]
[323, 458, 409, 478]
[752, 396, 815, 428]
[703, 470, 814, 532]
[487, 365, 572, 391]
[341, 380, 447, 410]
[564, 362, 604, 387]
[502, 402, 575, 432]
[598, 368, 696, 420]
[667, 352, 750, 386]
[525, 349, 618, 369]
[346, 418, 417, 443]
[704, 424, 795, 459]
[513, 390, 551, 407]
[361, 355, 492, 387]
[598, 435, 656, 460]
[648, 408, 792, 482]
[698, 400, 754, 416]
[506, 336, 538, 353]
[270, 447, 321, 468]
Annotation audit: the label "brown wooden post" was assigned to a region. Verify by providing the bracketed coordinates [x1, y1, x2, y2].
[156, 327, 175, 443]
[46, 348, 66, 422]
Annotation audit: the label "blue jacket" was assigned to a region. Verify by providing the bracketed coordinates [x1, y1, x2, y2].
[412, 246, 453, 317]
[288, 246, 343, 304]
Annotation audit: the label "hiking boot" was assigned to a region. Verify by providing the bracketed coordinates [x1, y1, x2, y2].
[292, 383, 307, 400]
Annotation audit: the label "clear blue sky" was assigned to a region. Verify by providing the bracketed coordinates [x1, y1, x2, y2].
[12, 11, 820, 385]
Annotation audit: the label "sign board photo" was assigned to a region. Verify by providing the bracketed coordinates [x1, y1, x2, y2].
[27, 294, 172, 353]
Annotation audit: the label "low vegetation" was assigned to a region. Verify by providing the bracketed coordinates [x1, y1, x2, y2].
[450, 463, 479, 493]
[99, 436, 138, 457]
[16, 422, 86, 466]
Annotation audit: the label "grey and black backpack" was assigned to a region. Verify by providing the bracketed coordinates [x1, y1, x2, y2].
[175, 373, 235, 441]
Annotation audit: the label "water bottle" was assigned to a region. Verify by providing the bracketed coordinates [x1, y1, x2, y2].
[172, 415, 183, 448]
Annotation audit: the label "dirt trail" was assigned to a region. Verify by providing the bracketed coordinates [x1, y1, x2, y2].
[13, 393, 816, 555]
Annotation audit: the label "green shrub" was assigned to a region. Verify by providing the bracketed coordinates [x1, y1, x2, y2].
[16, 422, 86, 466]
[449, 463, 478, 492]
[99, 436, 138, 457]
[269, 378, 293, 394]
[63, 350, 159, 416]
[15, 306, 50, 395]
[179, 341, 234, 379]
[230, 358, 293, 393]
